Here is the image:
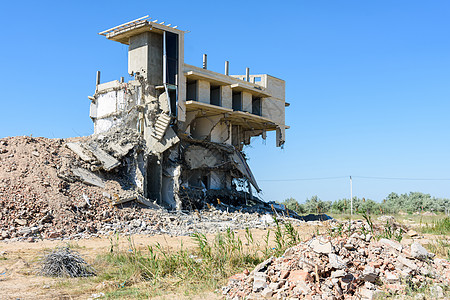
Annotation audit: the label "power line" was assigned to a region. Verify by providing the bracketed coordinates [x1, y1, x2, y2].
[353, 176, 450, 181]
[258, 175, 450, 182]
[258, 176, 347, 182]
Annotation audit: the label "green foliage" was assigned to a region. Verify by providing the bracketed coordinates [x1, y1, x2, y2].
[279, 197, 305, 214]
[280, 192, 450, 215]
[272, 216, 301, 255]
[97, 221, 301, 297]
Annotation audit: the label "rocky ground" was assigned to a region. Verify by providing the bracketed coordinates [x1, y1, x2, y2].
[222, 221, 450, 299]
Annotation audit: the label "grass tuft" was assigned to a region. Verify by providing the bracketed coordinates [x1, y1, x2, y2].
[421, 217, 450, 235]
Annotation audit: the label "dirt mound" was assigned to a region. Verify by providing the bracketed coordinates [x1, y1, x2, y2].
[0, 135, 158, 240]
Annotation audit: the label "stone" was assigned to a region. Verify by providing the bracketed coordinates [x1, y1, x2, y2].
[71, 168, 105, 188]
[379, 238, 402, 252]
[331, 270, 346, 278]
[294, 280, 311, 294]
[407, 230, 418, 237]
[411, 242, 432, 260]
[288, 270, 313, 283]
[397, 255, 418, 271]
[261, 287, 273, 298]
[14, 218, 27, 226]
[328, 253, 346, 269]
[253, 272, 268, 292]
[359, 288, 384, 300]
[362, 266, 379, 283]
[269, 281, 283, 290]
[252, 257, 273, 274]
[309, 238, 333, 254]
[385, 271, 399, 283]
[47, 231, 61, 239]
[280, 270, 290, 279]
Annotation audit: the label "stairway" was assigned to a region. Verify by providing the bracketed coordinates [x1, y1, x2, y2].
[153, 113, 172, 141]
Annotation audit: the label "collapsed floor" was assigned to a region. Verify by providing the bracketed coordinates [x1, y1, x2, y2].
[0, 135, 311, 241]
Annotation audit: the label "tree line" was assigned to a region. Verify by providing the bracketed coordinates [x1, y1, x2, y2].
[279, 192, 450, 215]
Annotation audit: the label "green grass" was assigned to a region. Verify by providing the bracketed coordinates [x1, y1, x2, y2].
[420, 217, 450, 235]
[87, 221, 301, 298]
[424, 239, 450, 260]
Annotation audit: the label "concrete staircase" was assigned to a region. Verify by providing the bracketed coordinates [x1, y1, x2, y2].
[153, 113, 172, 140]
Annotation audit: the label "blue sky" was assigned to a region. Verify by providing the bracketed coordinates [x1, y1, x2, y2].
[1, 1, 449, 203]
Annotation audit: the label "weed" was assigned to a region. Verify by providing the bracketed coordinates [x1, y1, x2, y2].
[377, 220, 403, 242]
[421, 217, 450, 235]
[424, 239, 450, 260]
[361, 211, 374, 235]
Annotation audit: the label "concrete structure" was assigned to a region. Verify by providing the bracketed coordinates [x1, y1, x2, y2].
[88, 16, 288, 210]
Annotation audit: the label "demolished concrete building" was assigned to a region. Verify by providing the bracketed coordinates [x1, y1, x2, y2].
[75, 16, 288, 211]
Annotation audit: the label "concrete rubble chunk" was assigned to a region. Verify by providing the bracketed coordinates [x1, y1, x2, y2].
[83, 143, 120, 171]
[379, 238, 402, 252]
[331, 269, 347, 278]
[252, 257, 273, 274]
[253, 272, 268, 292]
[288, 270, 313, 283]
[147, 127, 180, 154]
[294, 280, 312, 294]
[309, 237, 334, 254]
[66, 142, 96, 162]
[397, 255, 418, 271]
[328, 253, 346, 269]
[108, 142, 135, 158]
[411, 242, 432, 260]
[362, 266, 379, 283]
[360, 287, 384, 300]
[261, 287, 273, 298]
[71, 167, 105, 188]
[385, 271, 399, 283]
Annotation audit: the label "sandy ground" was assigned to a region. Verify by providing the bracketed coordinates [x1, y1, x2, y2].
[0, 225, 321, 299]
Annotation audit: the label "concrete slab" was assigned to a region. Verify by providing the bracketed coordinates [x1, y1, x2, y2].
[71, 168, 105, 188]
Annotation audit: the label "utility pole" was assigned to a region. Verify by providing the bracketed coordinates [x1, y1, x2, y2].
[350, 176, 353, 216]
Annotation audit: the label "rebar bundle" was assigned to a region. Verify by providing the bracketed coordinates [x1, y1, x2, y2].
[39, 247, 95, 277]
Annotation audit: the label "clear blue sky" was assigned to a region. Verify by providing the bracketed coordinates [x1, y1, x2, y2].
[1, 1, 449, 203]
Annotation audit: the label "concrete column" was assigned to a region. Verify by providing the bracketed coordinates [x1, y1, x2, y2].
[128, 32, 163, 86]
[197, 80, 210, 104]
[221, 85, 232, 109]
[242, 92, 252, 113]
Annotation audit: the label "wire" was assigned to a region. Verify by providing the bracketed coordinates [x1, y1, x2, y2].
[258, 176, 347, 182]
[258, 175, 450, 182]
[353, 176, 450, 181]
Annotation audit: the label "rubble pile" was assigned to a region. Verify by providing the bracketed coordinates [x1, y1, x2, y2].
[222, 223, 449, 299]
[0, 135, 142, 240]
[0, 135, 307, 241]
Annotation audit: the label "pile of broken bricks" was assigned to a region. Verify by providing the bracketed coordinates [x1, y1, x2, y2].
[222, 226, 449, 299]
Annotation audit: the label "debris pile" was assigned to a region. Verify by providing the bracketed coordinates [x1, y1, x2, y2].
[0, 135, 308, 241]
[222, 222, 449, 299]
[39, 247, 95, 277]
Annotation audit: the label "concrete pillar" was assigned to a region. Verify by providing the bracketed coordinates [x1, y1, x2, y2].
[197, 80, 210, 104]
[221, 85, 232, 109]
[242, 92, 252, 113]
[128, 32, 163, 86]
